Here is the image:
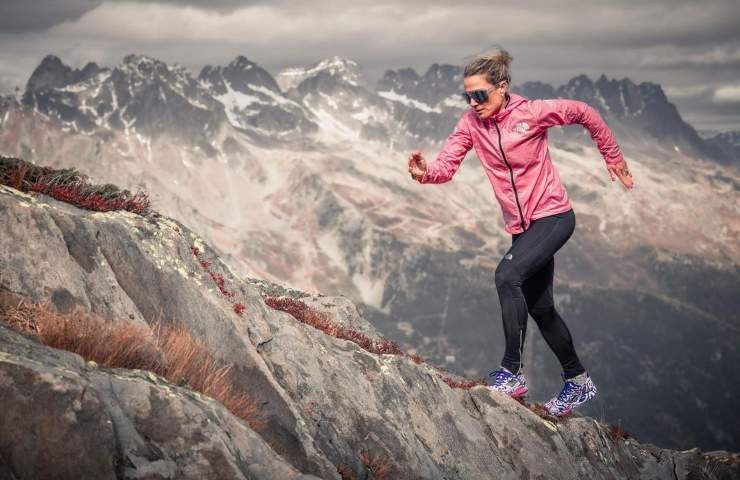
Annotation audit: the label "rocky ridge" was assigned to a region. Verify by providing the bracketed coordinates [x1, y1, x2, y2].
[1, 173, 739, 478]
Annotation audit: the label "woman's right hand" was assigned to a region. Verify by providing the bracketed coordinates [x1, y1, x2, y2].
[607, 159, 634, 190]
[408, 150, 427, 181]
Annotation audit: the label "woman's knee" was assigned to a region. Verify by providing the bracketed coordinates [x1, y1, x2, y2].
[495, 260, 523, 292]
[529, 305, 556, 325]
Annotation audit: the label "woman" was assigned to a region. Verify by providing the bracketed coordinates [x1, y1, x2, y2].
[407, 49, 633, 417]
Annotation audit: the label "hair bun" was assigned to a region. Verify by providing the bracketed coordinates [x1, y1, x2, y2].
[463, 47, 513, 85]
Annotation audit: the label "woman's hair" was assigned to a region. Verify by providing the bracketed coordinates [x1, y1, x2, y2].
[463, 48, 513, 88]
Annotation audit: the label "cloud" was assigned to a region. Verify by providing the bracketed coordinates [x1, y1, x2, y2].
[640, 45, 740, 68]
[664, 85, 714, 99]
[664, 82, 740, 104]
[0, 0, 103, 32]
[1, 0, 739, 130]
[713, 84, 740, 103]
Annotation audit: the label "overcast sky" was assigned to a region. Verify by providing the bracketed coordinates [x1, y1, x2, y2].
[1, 0, 739, 131]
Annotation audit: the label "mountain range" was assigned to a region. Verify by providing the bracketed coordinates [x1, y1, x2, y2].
[1, 53, 738, 453]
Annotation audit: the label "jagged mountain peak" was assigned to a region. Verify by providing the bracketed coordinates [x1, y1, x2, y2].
[11, 54, 738, 165]
[118, 53, 191, 80]
[229, 55, 258, 70]
[423, 63, 462, 81]
[196, 55, 314, 137]
[200, 55, 281, 94]
[25, 54, 104, 93]
[122, 53, 160, 66]
[557, 73, 676, 120]
[25, 55, 70, 92]
[21, 52, 223, 140]
[277, 56, 363, 92]
[377, 67, 421, 93]
[311, 56, 361, 77]
[377, 63, 463, 112]
[515, 80, 558, 99]
[35, 54, 66, 72]
[560, 73, 596, 97]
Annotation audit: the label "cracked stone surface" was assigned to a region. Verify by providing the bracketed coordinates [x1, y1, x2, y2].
[1, 184, 738, 479]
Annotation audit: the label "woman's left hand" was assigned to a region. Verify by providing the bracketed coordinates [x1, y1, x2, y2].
[607, 160, 633, 189]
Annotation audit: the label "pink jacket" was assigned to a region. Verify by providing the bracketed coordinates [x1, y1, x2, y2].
[418, 92, 624, 234]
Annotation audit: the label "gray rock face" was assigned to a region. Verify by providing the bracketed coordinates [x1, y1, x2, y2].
[1, 183, 738, 479]
[23, 54, 225, 141]
[24, 54, 102, 93]
[378, 63, 463, 110]
[0, 323, 321, 480]
[199, 56, 318, 138]
[704, 130, 740, 166]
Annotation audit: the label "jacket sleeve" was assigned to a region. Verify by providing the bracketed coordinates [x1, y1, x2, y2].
[529, 98, 624, 166]
[418, 113, 473, 184]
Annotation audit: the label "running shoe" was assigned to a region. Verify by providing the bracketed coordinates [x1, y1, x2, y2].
[544, 371, 598, 417]
[488, 366, 528, 398]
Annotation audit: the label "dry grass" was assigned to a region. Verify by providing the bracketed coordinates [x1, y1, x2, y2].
[0, 299, 265, 430]
[440, 375, 487, 389]
[359, 450, 394, 479]
[0, 156, 152, 216]
[608, 423, 632, 441]
[335, 464, 358, 480]
[191, 245, 246, 316]
[526, 401, 556, 420]
[335, 450, 395, 480]
[263, 295, 487, 390]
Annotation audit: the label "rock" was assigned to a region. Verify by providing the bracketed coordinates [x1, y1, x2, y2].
[1, 182, 738, 479]
[0, 323, 321, 480]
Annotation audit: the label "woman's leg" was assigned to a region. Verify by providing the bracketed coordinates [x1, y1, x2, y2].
[522, 255, 586, 379]
[495, 209, 576, 375]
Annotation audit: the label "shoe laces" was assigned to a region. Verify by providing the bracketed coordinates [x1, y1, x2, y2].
[489, 368, 514, 387]
[556, 380, 580, 403]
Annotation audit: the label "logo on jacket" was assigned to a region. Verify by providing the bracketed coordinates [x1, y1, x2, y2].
[513, 122, 530, 133]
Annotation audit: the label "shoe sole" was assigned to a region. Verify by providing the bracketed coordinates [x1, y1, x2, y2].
[510, 386, 528, 398]
[487, 385, 528, 398]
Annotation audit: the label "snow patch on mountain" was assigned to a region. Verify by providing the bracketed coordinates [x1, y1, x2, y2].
[277, 56, 362, 91]
[378, 89, 441, 113]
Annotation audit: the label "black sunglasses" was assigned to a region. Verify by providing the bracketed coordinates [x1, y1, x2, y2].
[461, 86, 498, 104]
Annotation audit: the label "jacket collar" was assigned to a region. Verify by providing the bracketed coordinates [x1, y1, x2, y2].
[483, 91, 528, 124]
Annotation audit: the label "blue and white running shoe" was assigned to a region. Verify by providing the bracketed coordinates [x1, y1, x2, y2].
[544, 371, 598, 417]
[488, 366, 528, 398]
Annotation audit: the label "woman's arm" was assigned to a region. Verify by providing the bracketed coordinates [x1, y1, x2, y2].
[415, 113, 474, 184]
[529, 98, 624, 166]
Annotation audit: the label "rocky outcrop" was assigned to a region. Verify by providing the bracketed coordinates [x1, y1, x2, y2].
[0, 322, 320, 480]
[1, 182, 738, 479]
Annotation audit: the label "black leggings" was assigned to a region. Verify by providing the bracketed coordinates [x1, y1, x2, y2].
[494, 208, 585, 379]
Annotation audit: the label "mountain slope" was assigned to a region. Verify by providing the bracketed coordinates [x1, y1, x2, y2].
[1, 176, 738, 479]
[0, 321, 318, 480]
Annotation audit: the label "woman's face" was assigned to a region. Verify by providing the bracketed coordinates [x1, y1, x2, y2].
[463, 74, 507, 119]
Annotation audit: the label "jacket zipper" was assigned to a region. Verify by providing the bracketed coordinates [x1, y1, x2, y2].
[493, 119, 526, 232]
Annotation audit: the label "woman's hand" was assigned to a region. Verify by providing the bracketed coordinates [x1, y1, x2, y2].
[607, 160, 633, 189]
[408, 150, 427, 181]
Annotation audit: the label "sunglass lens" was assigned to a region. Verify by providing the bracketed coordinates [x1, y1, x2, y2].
[472, 90, 488, 103]
[462, 90, 489, 104]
